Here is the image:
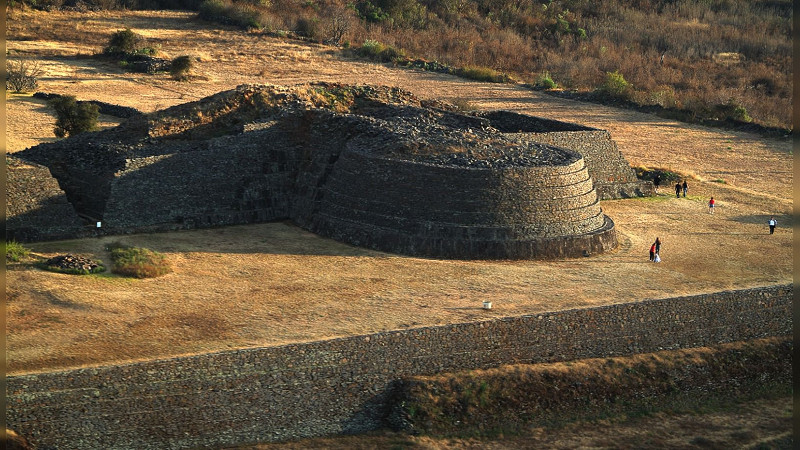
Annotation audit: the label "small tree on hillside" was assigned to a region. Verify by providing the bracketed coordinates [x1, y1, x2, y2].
[170, 55, 193, 81]
[7, 57, 44, 93]
[104, 28, 143, 56]
[323, 4, 353, 45]
[49, 95, 100, 137]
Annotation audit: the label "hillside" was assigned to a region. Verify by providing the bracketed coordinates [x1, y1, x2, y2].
[8, 0, 792, 131]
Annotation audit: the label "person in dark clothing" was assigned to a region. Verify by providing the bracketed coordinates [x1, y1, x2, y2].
[655, 237, 661, 257]
[675, 183, 681, 198]
[769, 217, 777, 234]
[653, 174, 661, 193]
[682, 180, 688, 197]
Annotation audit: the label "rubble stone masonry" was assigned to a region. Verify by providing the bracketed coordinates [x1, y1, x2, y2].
[6, 284, 791, 450]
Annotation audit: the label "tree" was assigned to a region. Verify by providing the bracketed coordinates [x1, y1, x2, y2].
[104, 28, 143, 56]
[7, 57, 43, 93]
[49, 96, 100, 137]
[323, 4, 353, 45]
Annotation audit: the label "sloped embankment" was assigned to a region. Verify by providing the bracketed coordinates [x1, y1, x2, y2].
[390, 337, 792, 436]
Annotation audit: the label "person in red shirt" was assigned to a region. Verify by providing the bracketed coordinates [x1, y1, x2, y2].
[649, 242, 656, 261]
[709, 197, 715, 214]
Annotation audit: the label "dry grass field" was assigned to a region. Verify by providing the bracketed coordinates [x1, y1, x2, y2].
[4, 8, 793, 447]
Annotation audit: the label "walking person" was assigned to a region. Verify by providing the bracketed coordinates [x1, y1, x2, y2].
[655, 237, 661, 260]
[653, 174, 661, 194]
[649, 242, 656, 261]
[682, 180, 688, 197]
[675, 183, 681, 198]
[708, 197, 715, 214]
[768, 216, 777, 234]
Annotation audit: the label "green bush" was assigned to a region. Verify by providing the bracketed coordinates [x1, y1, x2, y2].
[104, 28, 143, 56]
[714, 99, 752, 122]
[356, 0, 391, 23]
[534, 71, 557, 90]
[358, 39, 405, 62]
[48, 95, 99, 137]
[108, 243, 171, 278]
[5, 240, 31, 262]
[597, 70, 632, 100]
[170, 55, 193, 80]
[198, 0, 266, 29]
[198, 0, 227, 21]
[456, 65, 509, 83]
[296, 17, 321, 40]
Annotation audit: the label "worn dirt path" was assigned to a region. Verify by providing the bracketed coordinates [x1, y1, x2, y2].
[5, 10, 793, 375]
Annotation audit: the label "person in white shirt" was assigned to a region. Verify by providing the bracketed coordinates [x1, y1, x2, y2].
[768, 217, 777, 234]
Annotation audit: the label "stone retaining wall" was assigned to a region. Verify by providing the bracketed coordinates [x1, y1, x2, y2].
[101, 127, 303, 234]
[5, 156, 88, 242]
[310, 149, 615, 259]
[6, 284, 791, 450]
[477, 111, 653, 199]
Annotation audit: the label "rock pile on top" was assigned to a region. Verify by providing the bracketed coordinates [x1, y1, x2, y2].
[43, 254, 103, 273]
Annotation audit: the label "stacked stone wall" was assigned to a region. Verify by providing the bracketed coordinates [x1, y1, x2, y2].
[101, 127, 303, 233]
[519, 130, 652, 199]
[6, 157, 87, 242]
[6, 284, 791, 450]
[311, 150, 614, 259]
[477, 111, 653, 199]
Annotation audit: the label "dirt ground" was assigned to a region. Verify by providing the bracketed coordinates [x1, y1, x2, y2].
[5, 9, 793, 376]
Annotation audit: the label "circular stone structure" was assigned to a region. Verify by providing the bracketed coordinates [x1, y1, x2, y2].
[310, 130, 617, 260]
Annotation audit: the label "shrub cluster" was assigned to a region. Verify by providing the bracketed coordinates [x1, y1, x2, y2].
[533, 71, 557, 90]
[455, 65, 509, 83]
[102, 28, 171, 74]
[48, 95, 99, 137]
[199, 0, 268, 29]
[170, 55, 193, 80]
[189, 0, 789, 130]
[103, 28, 143, 55]
[13, 0, 792, 131]
[108, 242, 171, 278]
[357, 39, 404, 62]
